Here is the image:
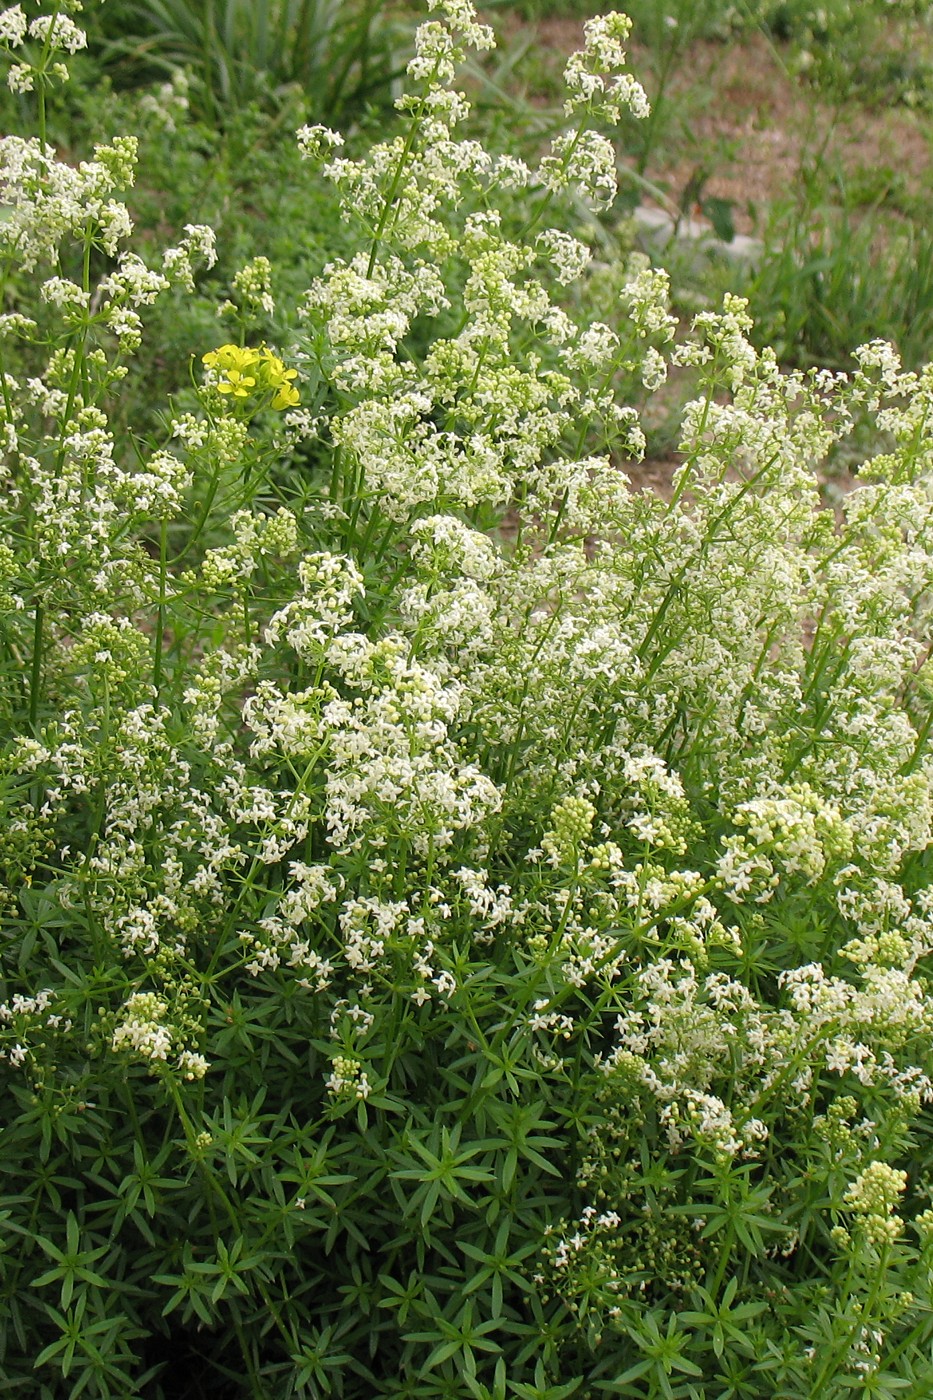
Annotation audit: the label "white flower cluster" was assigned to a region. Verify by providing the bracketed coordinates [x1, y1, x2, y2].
[223, 254, 276, 319]
[0, 4, 27, 49]
[137, 70, 190, 133]
[0, 135, 136, 268]
[594, 927, 933, 1165]
[201, 508, 299, 591]
[112, 992, 208, 1080]
[0, 987, 70, 1072]
[5, 12, 933, 1332]
[844, 1161, 909, 1248]
[325, 1054, 372, 1101]
[318, 633, 501, 853]
[562, 12, 650, 123]
[296, 1, 671, 533]
[263, 551, 364, 658]
[732, 784, 851, 882]
[28, 12, 86, 53]
[162, 222, 217, 291]
[2, 6, 86, 94]
[548, 1205, 622, 1274]
[238, 861, 340, 984]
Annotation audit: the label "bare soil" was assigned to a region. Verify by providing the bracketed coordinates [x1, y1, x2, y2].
[645, 32, 932, 234]
[484, 10, 933, 494]
[491, 14, 932, 232]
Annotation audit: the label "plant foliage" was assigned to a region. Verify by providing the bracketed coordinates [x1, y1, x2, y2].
[90, 0, 405, 123]
[3, 3, 933, 1398]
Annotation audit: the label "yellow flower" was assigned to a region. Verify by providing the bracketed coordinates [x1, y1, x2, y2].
[203, 343, 260, 375]
[216, 367, 256, 397]
[257, 347, 300, 409]
[202, 343, 299, 410]
[271, 381, 300, 409]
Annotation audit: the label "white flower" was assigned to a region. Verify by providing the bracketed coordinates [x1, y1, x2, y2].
[29, 13, 87, 53]
[563, 13, 649, 124]
[0, 6, 27, 48]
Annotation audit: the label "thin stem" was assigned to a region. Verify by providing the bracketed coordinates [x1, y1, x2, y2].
[170, 445, 223, 566]
[164, 1080, 300, 1385]
[35, 0, 64, 152]
[635, 15, 683, 178]
[365, 58, 443, 278]
[708, 1216, 736, 1302]
[242, 585, 251, 647]
[519, 123, 586, 246]
[810, 1243, 891, 1395]
[28, 599, 43, 733]
[153, 516, 168, 695]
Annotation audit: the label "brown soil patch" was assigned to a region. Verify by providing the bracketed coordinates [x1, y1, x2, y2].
[625, 455, 679, 498]
[646, 33, 932, 233]
[481, 8, 930, 493]
[486, 14, 933, 234]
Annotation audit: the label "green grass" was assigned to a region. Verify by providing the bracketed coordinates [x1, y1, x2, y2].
[88, 0, 409, 124]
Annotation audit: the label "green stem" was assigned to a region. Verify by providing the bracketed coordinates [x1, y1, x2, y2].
[164, 1080, 299, 1387]
[170, 440, 223, 566]
[153, 517, 168, 695]
[708, 1216, 736, 1301]
[635, 19, 681, 178]
[203, 743, 328, 987]
[242, 586, 251, 647]
[365, 58, 443, 278]
[28, 599, 43, 733]
[0, 337, 13, 428]
[810, 1244, 890, 1395]
[356, 499, 385, 562]
[637, 442, 780, 674]
[551, 872, 581, 948]
[35, 0, 64, 151]
[520, 123, 586, 246]
[904, 704, 933, 774]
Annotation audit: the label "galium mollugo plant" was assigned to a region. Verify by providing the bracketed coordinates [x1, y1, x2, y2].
[4, 2, 933, 1397]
